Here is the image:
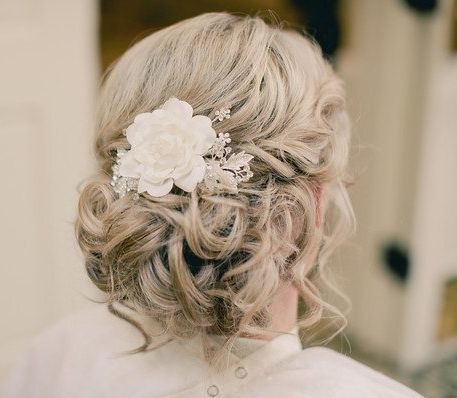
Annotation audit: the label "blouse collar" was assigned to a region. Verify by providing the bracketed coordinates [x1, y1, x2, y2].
[125, 305, 303, 397]
[170, 329, 303, 398]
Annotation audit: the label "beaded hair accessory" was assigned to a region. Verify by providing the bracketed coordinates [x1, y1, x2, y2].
[111, 97, 253, 198]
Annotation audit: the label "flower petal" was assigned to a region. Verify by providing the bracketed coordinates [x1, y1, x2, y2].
[127, 113, 156, 144]
[189, 115, 216, 154]
[125, 124, 142, 147]
[190, 114, 213, 130]
[161, 97, 193, 120]
[126, 110, 170, 146]
[133, 112, 155, 124]
[118, 151, 142, 178]
[143, 163, 174, 183]
[174, 156, 206, 192]
[138, 177, 173, 197]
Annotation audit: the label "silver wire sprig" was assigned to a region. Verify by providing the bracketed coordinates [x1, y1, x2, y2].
[212, 107, 231, 123]
[110, 149, 139, 199]
[206, 132, 232, 159]
[206, 107, 253, 192]
[203, 132, 254, 193]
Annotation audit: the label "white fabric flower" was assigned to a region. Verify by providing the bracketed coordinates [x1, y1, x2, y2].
[118, 98, 216, 197]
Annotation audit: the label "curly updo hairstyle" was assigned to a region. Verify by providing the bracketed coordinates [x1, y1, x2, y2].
[76, 12, 354, 352]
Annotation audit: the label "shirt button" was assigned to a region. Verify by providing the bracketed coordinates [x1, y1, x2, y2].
[207, 385, 219, 397]
[235, 366, 248, 379]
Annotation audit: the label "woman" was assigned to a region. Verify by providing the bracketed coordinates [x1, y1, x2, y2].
[1, 12, 423, 398]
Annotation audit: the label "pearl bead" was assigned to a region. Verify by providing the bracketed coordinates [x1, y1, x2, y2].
[207, 385, 219, 396]
[235, 366, 248, 379]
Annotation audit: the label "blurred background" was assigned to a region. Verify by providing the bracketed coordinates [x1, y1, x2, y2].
[1, 0, 456, 396]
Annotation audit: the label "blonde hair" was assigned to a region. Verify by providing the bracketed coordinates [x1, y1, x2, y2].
[76, 12, 354, 353]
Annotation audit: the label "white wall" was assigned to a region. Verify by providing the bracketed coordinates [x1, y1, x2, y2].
[400, 58, 457, 369]
[339, 0, 457, 369]
[0, 0, 99, 374]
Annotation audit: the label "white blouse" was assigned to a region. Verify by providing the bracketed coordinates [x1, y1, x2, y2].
[1, 305, 423, 398]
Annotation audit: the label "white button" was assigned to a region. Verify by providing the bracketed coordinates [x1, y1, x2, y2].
[235, 366, 248, 379]
[207, 385, 219, 397]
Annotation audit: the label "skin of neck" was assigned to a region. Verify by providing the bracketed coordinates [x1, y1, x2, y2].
[268, 279, 300, 334]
